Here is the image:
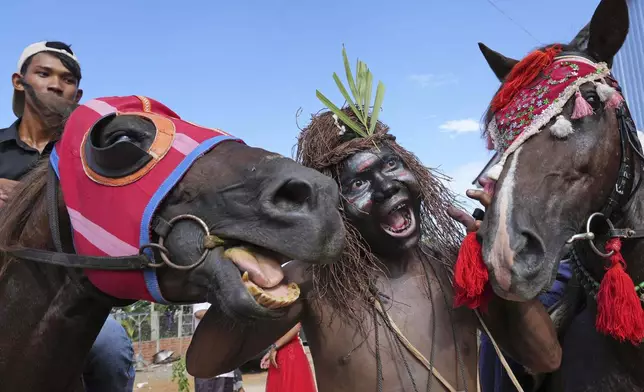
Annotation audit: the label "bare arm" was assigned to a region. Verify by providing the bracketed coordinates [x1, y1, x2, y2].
[186, 300, 304, 378]
[479, 296, 561, 373]
[274, 323, 301, 349]
[448, 189, 562, 373]
[186, 260, 312, 378]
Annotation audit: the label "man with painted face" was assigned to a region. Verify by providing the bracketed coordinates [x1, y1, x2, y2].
[0, 41, 136, 392]
[187, 49, 563, 391]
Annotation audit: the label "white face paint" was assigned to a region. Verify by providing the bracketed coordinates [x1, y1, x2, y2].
[486, 145, 523, 292]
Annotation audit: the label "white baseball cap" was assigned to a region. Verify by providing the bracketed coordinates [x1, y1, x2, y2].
[13, 41, 81, 117]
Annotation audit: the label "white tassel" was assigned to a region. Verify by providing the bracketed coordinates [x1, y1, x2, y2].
[550, 115, 575, 139]
[486, 163, 503, 181]
[596, 83, 617, 103]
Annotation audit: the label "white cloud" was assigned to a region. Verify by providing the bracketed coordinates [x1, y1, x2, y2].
[638, 130, 644, 146]
[409, 73, 458, 88]
[445, 160, 488, 212]
[439, 118, 480, 134]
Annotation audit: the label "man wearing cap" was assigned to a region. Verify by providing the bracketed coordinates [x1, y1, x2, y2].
[0, 41, 82, 207]
[0, 41, 136, 392]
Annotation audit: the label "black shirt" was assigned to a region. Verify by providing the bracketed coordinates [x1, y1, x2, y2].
[0, 119, 55, 181]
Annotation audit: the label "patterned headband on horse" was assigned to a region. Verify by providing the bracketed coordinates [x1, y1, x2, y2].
[483, 45, 624, 181]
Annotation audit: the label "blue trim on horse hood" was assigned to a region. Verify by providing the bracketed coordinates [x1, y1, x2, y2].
[50, 146, 61, 179]
[140, 135, 239, 304]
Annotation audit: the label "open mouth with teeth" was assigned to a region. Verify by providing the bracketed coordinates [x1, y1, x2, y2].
[381, 202, 417, 238]
[223, 247, 300, 310]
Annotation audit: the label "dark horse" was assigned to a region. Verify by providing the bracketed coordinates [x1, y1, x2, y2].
[477, 0, 644, 390]
[0, 93, 346, 391]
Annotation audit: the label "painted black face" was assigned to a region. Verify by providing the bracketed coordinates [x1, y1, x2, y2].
[339, 146, 421, 256]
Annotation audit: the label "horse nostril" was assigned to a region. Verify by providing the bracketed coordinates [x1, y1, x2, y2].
[519, 230, 545, 257]
[272, 179, 314, 211]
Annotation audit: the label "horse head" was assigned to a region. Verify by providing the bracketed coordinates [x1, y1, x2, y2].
[476, 0, 633, 301]
[0, 95, 346, 321]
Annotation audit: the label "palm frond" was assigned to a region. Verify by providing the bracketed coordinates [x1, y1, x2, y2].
[316, 46, 386, 137]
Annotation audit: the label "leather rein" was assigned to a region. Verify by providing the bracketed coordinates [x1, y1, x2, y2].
[566, 99, 644, 299]
[4, 162, 224, 272]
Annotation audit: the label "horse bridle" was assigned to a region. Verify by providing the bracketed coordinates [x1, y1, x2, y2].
[566, 95, 644, 300]
[4, 163, 225, 272]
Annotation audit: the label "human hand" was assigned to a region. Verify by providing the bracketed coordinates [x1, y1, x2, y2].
[0, 179, 18, 208]
[261, 348, 278, 369]
[447, 187, 493, 233]
[260, 352, 270, 369]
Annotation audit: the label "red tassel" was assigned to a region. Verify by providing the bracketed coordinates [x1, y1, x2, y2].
[571, 91, 594, 119]
[595, 238, 644, 345]
[491, 45, 562, 112]
[454, 232, 489, 309]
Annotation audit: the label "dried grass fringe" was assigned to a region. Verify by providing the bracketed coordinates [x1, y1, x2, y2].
[295, 108, 464, 335]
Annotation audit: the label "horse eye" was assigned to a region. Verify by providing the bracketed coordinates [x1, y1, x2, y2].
[583, 93, 600, 106]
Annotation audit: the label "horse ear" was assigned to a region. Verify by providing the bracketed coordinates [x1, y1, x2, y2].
[478, 42, 519, 82]
[585, 0, 629, 66]
[569, 22, 590, 51]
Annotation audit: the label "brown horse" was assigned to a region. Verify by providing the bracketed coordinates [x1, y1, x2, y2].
[477, 0, 644, 390]
[0, 93, 345, 391]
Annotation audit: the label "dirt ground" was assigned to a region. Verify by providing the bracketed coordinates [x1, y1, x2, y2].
[134, 347, 315, 392]
[133, 366, 268, 392]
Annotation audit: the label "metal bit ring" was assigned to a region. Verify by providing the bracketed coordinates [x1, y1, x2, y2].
[157, 214, 217, 270]
[139, 243, 171, 268]
[586, 212, 615, 258]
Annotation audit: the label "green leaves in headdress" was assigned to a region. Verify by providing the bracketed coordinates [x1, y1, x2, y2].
[316, 46, 386, 138]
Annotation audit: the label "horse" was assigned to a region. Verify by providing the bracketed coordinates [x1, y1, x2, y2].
[476, 0, 644, 390]
[0, 94, 346, 391]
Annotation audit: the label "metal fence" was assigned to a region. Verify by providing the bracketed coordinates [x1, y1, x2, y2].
[111, 304, 195, 349]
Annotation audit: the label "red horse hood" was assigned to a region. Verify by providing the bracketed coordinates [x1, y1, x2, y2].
[50, 95, 242, 303]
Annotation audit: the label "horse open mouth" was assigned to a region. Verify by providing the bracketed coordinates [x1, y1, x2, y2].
[223, 247, 300, 310]
[381, 202, 416, 238]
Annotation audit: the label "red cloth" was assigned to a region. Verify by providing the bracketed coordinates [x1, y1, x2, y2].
[490, 57, 610, 153]
[265, 336, 317, 392]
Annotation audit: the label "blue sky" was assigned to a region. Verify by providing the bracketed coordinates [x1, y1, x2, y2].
[0, 0, 599, 208]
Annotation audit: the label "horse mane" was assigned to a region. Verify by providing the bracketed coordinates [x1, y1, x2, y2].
[481, 43, 575, 143]
[0, 159, 54, 276]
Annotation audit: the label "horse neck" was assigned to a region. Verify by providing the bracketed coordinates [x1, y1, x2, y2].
[617, 164, 644, 284]
[578, 164, 644, 361]
[0, 256, 113, 390]
[0, 202, 114, 391]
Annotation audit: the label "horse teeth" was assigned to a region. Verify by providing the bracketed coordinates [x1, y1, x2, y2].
[242, 273, 301, 309]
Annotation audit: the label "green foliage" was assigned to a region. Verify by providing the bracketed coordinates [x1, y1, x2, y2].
[171, 357, 191, 392]
[111, 301, 186, 341]
[118, 318, 136, 339]
[316, 46, 386, 138]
